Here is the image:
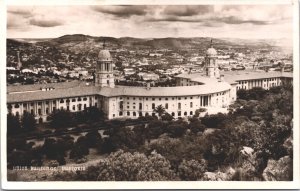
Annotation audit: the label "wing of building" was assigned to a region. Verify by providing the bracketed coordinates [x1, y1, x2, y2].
[7, 41, 293, 122]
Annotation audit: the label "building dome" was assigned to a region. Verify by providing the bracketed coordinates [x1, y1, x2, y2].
[98, 49, 112, 61]
[206, 47, 217, 56]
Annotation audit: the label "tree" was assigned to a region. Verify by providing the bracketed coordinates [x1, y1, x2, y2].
[64, 150, 178, 181]
[201, 113, 228, 129]
[161, 113, 174, 121]
[166, 123, 187, 138]
[49, 109, 74, 128]
[147, 120, 166, 139]
[42, 138, 67, 165]
[7, 113, 21, 135]
[153, 105, 166, 117]
[189, 118, 206, 134]
[178, 159, 207, 180]
[21, 111, 36, 131]
[85, 130, 102, 148]
[85, 106, 105, 122]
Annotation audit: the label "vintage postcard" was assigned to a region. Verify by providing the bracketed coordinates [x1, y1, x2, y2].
[1, 0, 299, 189]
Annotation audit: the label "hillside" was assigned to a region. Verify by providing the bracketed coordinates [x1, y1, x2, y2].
[9, 34, 289, 53]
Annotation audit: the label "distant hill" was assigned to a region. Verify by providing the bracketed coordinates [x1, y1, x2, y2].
[8, 34, 292, 54]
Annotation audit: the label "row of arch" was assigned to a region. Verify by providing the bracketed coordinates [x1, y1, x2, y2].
[118, 111, 195, 117]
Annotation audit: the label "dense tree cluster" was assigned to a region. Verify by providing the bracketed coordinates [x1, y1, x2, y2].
[8, 85, 293, 181]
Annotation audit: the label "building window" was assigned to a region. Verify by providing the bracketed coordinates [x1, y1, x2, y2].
[178, 111, 181, 116]
[60, 99, 64, 103]
[184, 112, 187, 116]
[152, 113, 156, 117]
[185, 97, 187, 100]
[133, 106, 136, 109]
[165, 98, 168, 101]
[72, 99, 76, 102]
[84, 104, 87, 109]
[83, 97, 87, 101]
[139, 112, 143, 117]
[139, 103, 142, 110]
[165, 103, 168, 109]
[67, 106, 70, 111]
[146, 98, 148, 100]
[23, 103, 27, 107]
[139, 98, 142, 100]
[127, 111, 130, 116]
[127, 106, 130, 109]
[38, 109, 42, 115]
[133, 112, 136, 116]
[31, 109, 34, 115]
[119, 111, 123, 116]
[190, 102, 193, 108]
[190, 111, 193, 115]
[66, 99, 70, 103]
[159, 98, 161, 101]
[113, 114, 115, 118]
[73, 105, 75, 111]
[78, 97, 82, 101]
[172, 97, 175, 100]
[178, 97, 181, 100]
[14, 104, 19, 108]
[152, 98, 155, 101]
[152, 103, 155, 109]
[120, 101, 123, 110]
[178, 103, 181, 109]
[171, 112, 175, 116]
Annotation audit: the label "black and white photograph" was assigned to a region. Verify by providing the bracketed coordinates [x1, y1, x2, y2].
[1, 0, 299, 189]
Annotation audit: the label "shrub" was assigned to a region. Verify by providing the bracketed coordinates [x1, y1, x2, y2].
[42, 138, 67, 163]
[85, 130, 102, 148]
[69, 144, 89, 160]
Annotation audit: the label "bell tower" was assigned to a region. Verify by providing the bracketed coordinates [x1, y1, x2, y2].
[95, 42, 115, 88]
[205, 40, 219, 78]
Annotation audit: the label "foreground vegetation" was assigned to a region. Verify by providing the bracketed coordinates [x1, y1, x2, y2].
[7, 86, 293, 181]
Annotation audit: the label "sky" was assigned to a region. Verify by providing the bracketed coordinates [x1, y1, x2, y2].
[7, 4, 293, 39]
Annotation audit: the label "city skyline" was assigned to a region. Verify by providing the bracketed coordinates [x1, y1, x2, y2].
[7, 4, 293, 40]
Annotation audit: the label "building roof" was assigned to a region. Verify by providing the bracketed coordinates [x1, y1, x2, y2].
[98, 82, 231, 97]
[7, 82, 99, 103]
[206, 47, 217, 56]
[177, 70, 293, 85]
[7, 70, 292, 103]
[176, 73, 218, 84]
[7, 80, 231, 103]
[98, 49, 112, 61]
[221, 71, 293, 84]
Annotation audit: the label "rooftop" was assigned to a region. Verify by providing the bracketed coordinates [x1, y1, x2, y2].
[177, 70, 293, 85]
[7, 80, 231, 103]
[221, 70, 293, 84]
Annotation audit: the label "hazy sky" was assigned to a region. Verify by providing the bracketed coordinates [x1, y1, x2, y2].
[7, 4, 293, 39]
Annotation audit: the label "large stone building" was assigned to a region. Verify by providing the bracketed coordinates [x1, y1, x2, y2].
[7, 42, 293, 122]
